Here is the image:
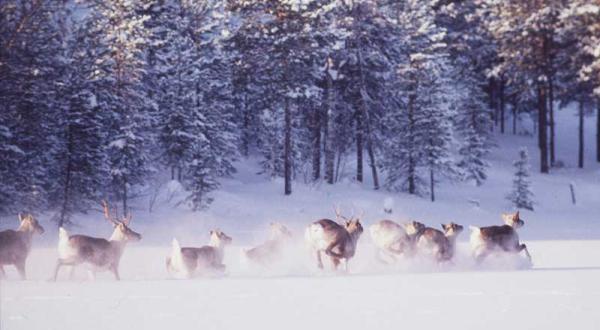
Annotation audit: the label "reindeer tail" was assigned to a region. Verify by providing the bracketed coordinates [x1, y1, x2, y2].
[171, 238, 182, 254]
[469, 226, 480, 233]
[57, 227, 73, 259]
[167, 238, 184, 275]
[58, 227, 69, 242]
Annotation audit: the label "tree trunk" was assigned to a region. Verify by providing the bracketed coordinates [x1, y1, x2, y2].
[489, 77, 497, 130]
[284, 98, 292, 195]
[597, 99, 600, 162]
[579, 100, 584, 169]
[407, 92, 416, 195]
[356, 110, 363, 183]
[430, 169, 435, 202]
[59, 124, 74, 228]
[499, 78, 505, 134]
[538, 86, 549, 173]
[324, 73, 335, 184]
[122, 180, 128, 216]
[241, 94, 249, 157]
[311, 107, 321, 181]
[512, 103, 517, 135]
[548, 79, 555, 166]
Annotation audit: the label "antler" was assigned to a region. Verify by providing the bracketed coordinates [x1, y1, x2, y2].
[123, 208, 133, 226]
[101, 200, 121, 226]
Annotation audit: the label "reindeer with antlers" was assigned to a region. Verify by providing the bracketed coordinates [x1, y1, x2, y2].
[304, 206, 364, 272]
[0, 214, 45, 279]
[470, 211, 532, 264]
[52, 200, 142, 281]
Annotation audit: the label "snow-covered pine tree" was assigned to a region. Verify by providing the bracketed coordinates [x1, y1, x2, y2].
[507, 147, 535, 211]
[335, 0, 400, 189]
[0, 0, 67, 214]
[49, 13, 112, 226]
[435, 0, 494, 186]
[382, 0, 456, 199]
[81, 0, 154, 214]
[557, 1, 600, 168]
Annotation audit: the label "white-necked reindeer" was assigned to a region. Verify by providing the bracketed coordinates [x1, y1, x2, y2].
[0, 214, 45, 279]
[305, 207, 364, 272]
[52, 201, 142, 281]
[416, 222, 464, 263]
[470, 211, 532, 264]
[166, 229, 233, 278]
[244, 222, 293, 267]
[370, 220, 425, 263]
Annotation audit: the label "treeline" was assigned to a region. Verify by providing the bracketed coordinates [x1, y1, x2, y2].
[0, 0, 599, 224]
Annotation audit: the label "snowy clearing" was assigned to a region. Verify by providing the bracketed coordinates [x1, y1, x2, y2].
[1, 241, 600, 330]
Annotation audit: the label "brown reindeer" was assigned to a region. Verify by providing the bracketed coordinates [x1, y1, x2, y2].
[305, 207, 364, 271]
[470, 211, 532, 264]
[370, 220, 426, 263]
[166, 229, 233, 278]
[0, 214, 44, 279]
[244, 223, 292, 267]
[416, 222, 464, 263]
[52, 201, 142, 281]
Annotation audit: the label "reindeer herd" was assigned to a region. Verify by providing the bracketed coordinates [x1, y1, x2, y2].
[0, 202, 532, 280]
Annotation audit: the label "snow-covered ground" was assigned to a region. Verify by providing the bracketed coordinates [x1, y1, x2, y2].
[1, 106, 599, 330]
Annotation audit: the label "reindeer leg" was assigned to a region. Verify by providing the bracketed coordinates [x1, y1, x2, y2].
[68, 266, 77, 280]
[0, 265, 5, 279]
[331, 257, 340, 271]
[518, 244, 532, 263]
[53, 259, 76, 281]
[110, 265, 120, 281]
[316, 250, 324, 269]
[324, 242, 344, 259]
[474, 250, 488, 265]
[15, 260, 26, 280]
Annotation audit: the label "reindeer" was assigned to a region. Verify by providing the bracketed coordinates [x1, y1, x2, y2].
[369, 220, 425, 263]
[469, 211, 532, 264]
[166, 229, 233, 278]
[416, 222, 464, 263]
[244, 223, 293, 267]
[52, 201, 142, 281]
[0, 214, 44, 279]
[304, 207, 364, 272]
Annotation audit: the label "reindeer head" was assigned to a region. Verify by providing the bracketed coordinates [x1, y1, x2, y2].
[501, 211, 524, 228]
[209, 230, 233, 248]
[17, 213, 44, 235]
[441, 222, 464, 237]
[102, 200, 142, 242]
[269, 222, 292, 241]
[344, 219, 364, 236]
[404, 221, 426, 235]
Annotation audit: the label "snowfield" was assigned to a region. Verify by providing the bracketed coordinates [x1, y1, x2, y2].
[1, 108, 600, 330]
[2, 241, 600, 330]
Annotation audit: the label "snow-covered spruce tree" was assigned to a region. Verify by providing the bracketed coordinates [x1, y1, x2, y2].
[335, 0, 401, 189]
[147, 0, 237, 210]
[0, 0, 67, 214]
[557, 1, 600, 168]
[483, 0, 566, 173]
[435, 0, 494, 185]
[82, 0, 154, 214]
[49, 14, 112, 226]
[558, 1, 600, 162]
[229, 0, 330, 194]
[507, 148, 535, 211]
[382, 0, 456, 199]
